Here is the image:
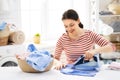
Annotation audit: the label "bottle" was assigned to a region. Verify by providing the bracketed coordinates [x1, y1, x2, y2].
[33, 33, 40, 44]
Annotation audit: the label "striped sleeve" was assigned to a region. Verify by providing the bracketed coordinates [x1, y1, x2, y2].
[54, 36, 64, 60]
[89, 31, 116, 51]
[89, 31, 109, 46]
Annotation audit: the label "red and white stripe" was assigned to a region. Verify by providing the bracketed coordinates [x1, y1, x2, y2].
[54, 30, 113, 64]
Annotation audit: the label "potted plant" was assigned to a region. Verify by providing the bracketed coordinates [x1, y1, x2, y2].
[33, 33, 40, 44]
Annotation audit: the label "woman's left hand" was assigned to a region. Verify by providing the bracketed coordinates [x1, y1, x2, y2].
[84, 50, 96, 60]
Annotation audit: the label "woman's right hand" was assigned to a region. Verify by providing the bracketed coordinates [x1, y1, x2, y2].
[54, 59, 66, 70]
[54, 61, 66, 70]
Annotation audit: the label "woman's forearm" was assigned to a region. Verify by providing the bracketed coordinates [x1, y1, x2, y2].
[94, 44, 115, 54]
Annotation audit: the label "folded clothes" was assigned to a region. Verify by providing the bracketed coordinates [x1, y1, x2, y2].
[99, 11, 113, 15]
[60, 54, 101, 77]
[108, 62, 120, 70]
[26, 44, 53, 71]
[8, 31, 25, 44]
[73, 54, 100, 71]
[60, 64, 97, 77]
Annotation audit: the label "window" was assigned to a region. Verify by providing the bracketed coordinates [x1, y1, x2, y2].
[21, 0, 90, 42]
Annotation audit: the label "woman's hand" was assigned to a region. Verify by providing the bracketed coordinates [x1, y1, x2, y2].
[85, 50, 96, 60]
[54, 61, 66, 70]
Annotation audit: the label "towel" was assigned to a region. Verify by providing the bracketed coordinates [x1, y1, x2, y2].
[8, 31, 25, 44]
[26, 44, 53, 71]
[60, 54, 101, 77]
[110, 21, 120, 32]
[73, 54, 100, 70]
[60, 64, 97, 77]
[0, 22, 7, 30]
[27, 44, 37, 52]
[0, 24, 9, 38]
[108, 62, 120, 70]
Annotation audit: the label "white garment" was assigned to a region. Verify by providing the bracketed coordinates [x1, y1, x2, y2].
[98, 19, 113, 35]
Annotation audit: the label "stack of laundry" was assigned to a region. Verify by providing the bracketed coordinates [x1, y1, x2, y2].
[108, 62, 120, 70]
[26, 44, 53, 71]
[60, 54, 101, 77]
[16, 44, 53, 72]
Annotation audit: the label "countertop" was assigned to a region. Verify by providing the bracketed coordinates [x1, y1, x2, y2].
[0, 65, 120, 80]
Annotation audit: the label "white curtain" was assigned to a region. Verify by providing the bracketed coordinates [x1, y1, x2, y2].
[0, 0, 9, 14]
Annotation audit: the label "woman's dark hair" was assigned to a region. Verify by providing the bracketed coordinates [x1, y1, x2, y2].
[62, 9, 83, 28]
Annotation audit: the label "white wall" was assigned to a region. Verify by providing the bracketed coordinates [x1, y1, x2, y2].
[0, 0, 21, 30]
[20, 0, 91, 42]
[0, 0, 91, 43]
[73, 0, 90, 30]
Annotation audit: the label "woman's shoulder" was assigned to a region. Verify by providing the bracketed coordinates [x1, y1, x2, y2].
[84, 29, 98, 35]
[84, 29, 93, 35]
[57, 33, 69, 43]
[57, 33, 69, 40]
[60, 33, 69, 38]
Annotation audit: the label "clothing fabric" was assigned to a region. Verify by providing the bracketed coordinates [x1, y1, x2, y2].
[60, 54, 101, 77]
[26, 44, 53, 71]
[54, 30, 112, 64]
[0, 22, 7, 30]
[108, 62, 120, 70]
[110, 21, 120, 32]
[8, 31, 25, 44]
[27, 44, 38, 52]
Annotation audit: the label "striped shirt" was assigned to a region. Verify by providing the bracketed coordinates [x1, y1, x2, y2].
[54, 30, 112, 64]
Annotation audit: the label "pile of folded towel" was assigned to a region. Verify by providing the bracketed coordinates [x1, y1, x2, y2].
[108, 62, 120, 70]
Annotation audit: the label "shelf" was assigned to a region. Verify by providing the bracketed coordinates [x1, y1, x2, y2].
[99, 14, 120, 17]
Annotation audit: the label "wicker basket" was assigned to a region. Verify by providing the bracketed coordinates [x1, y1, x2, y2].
[0, 26, 9, 46]
[17, 57, 54, 73]
[0, 36, 9, 46]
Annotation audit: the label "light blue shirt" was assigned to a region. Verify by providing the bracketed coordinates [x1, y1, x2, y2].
[26, 44, 53, 71]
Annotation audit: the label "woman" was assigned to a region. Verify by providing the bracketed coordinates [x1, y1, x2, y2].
[53, 9, 115, 70]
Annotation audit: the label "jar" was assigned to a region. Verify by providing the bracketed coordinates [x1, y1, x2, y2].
[33, 33, 40, 44]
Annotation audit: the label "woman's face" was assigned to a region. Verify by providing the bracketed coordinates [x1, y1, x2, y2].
[63, 19, 80, 34]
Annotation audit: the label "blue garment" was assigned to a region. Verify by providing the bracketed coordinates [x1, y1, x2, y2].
[27, 44, 38, 52]
[26, 44, 53, 71]
[60, 54, 101, 77]
[0, 22, 7, 30]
